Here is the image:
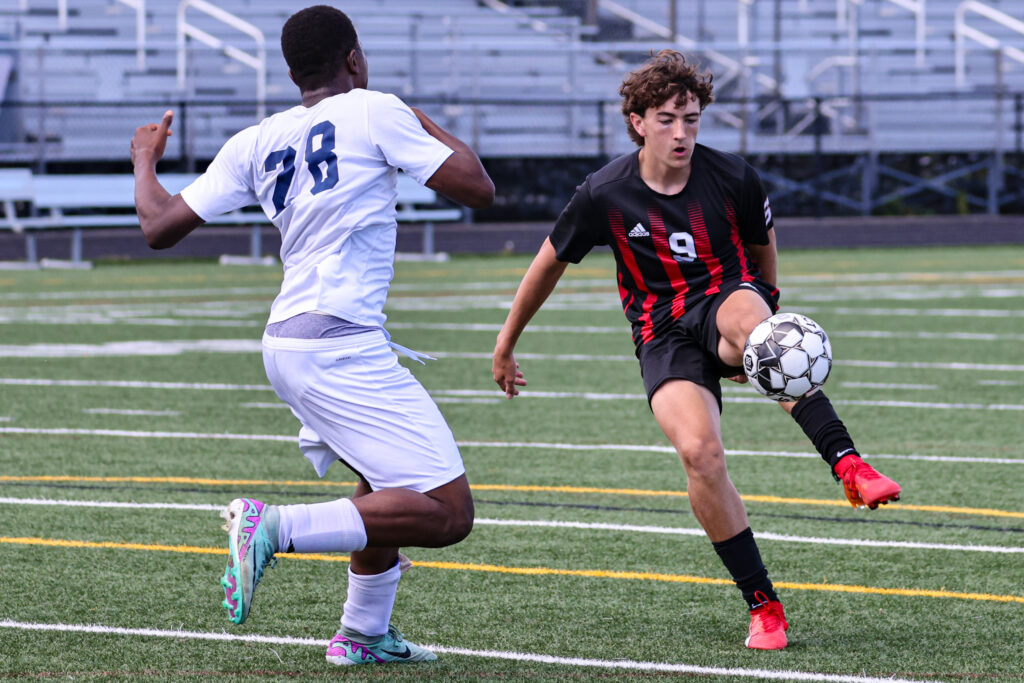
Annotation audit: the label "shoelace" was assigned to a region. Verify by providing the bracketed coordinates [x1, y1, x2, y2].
[750, 591, 787, 632]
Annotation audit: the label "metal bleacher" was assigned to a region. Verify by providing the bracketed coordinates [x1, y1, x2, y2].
[1, 1, 1023, 160]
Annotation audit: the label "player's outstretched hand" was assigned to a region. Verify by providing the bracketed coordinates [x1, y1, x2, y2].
[725, 373, 749, 384]
[492, 349, 527, 399]
[131, 110, 174, 168]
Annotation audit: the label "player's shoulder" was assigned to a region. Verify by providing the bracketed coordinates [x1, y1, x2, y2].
[695, 143, 756, 182]
[585, 151, 639, 196]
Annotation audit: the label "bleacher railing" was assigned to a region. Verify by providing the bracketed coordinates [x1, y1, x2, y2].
[176, 0, 266, 118]
[955, 0, 1024, 88]
[115, 0, 146, 70]
[18, 0, 66, 31]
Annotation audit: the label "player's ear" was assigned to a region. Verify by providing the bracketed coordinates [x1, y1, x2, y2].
[346, 47, 362, 75]
[629, 111, 646, 139]
[288, 69, 297, 87]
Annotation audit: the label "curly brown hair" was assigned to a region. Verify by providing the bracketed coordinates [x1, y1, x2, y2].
[619, 50, 714, 147]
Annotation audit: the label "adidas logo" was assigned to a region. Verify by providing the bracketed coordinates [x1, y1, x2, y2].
[628, 223, 650, 238]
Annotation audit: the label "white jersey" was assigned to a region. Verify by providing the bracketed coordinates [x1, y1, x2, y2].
[180, 89, 453, 327]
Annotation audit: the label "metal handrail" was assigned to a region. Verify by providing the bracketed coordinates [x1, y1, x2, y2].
[18, 0, 67, 31]
[955, 0, 1024, 87]
[837, 0, 926, 65]
[114, 0, 146, 70]
[885, 0, 927, 67]
[176, 0, 266, 118]
[598, 0, 780, 93]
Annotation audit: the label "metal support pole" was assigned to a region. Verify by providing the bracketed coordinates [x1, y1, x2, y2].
[25, 232, 37, 264]
[71, 228, 82, 262]
[180, 99, 193, 173]
[249, 224, 261, 259]
[668, 0, 677, 42]
[814, 97, 824, 217]
[1015, 92, 1023, 157]
[423, 221, 435, 256]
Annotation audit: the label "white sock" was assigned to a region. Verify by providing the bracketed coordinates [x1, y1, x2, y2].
[275, 498, 367, 553]
[341, 560, 401, 638]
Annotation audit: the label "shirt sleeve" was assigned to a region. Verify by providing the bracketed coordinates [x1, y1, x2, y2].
[179, 126, 259, 221]
[549, 177, 604, 263]
[366, 93, 454, 185]
[737, 163, 773, 245]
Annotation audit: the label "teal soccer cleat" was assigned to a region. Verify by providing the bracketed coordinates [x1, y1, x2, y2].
[220, 498, 279, 624]
[326, 625, 438, 665]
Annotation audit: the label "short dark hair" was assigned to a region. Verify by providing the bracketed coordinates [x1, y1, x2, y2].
[281, 5, 359, 91]
[619, 50, 714, 147]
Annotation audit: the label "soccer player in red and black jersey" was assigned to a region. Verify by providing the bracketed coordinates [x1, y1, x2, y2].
[492, 50, 901, 650]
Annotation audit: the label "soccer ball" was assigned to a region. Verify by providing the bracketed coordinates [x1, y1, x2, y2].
[742, 312, 832, 401]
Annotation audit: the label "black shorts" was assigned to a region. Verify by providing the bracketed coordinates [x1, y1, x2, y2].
[636, 279, 778, 411]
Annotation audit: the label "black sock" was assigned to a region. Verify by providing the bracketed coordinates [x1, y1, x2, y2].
[789, 390, 857, 472]
[712, 527, 778, 609]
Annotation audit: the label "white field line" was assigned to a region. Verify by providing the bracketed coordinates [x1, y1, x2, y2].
[83, 408, 181, 417]
[2, 378, 1022, 411]
[1, 269, 1019, 302]
[0, 496, 1020, 555]
[3, 341, 1024, 377]
[0, 375, 1021, 409]
[0, 426, 1020, 465]
[3, 304, 1024, 342]
[0, 286, 278, 302]
[839, 382, 937, 390]
[781, 269, 1024, 284]
[441, 389, 1024, 412]
[798, 305, 1024, 319]
[380, 322, 1024, 343]
[0, 378, 273, 391]
[0, 620, 937, 683]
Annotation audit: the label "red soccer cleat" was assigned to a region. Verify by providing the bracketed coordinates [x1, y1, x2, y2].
[833, 454, 901, 509]
[746, 592, 788, 650]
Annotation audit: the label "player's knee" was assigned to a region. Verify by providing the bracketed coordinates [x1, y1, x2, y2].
[438, 507, 474, 546]
[431, 496, 475, 547]
[677, 438, 727, 480]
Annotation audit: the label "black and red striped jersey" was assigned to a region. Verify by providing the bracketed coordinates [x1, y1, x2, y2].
[549, 144, 774, 347]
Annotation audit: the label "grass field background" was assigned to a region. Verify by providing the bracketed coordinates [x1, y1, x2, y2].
[1, 244, 1023, 681]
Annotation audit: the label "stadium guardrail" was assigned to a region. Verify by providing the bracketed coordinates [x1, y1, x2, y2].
[0, 170, 461, 268]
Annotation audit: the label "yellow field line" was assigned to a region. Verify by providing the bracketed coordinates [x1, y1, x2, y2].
[2, 474, 1022, 519]
[2, 535, 1022, 604]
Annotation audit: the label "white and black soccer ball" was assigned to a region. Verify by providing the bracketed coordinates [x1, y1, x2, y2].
[742, 312, 832, 401]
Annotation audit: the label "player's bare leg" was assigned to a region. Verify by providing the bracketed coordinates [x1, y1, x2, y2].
[651, 380, 747, 541]
[351, 474, 474, 549]
[715, 290, 901, 509]
[715, 288, 773, 371]
[651, 379, 787, 648]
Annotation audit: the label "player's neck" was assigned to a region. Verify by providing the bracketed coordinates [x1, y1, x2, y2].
[300, 78, 361, 107]
[637, 146, 693, 195]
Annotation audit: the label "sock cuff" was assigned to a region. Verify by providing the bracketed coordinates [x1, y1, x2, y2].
[347, 558, 402, 586]
[790, 388, 828, 420]
[711, 526, 754, 551]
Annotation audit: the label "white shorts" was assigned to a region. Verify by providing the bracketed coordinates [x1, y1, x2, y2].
[262, 329, 465, 493]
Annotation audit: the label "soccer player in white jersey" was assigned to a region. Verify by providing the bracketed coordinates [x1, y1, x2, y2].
[130, 5, 494, 666]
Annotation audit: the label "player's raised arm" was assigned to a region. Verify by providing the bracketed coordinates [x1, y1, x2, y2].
[130, 110, 203, 249]
[412, 107, 494, 209]
[492, 237, 569, 398]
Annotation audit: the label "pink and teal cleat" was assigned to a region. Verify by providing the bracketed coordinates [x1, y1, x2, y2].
[220, 498, 279, 624]
[326, 625, 438, 665]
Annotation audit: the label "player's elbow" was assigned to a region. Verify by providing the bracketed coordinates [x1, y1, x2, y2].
[464, 176, 495, 209]
[140, 218, 182, 250]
